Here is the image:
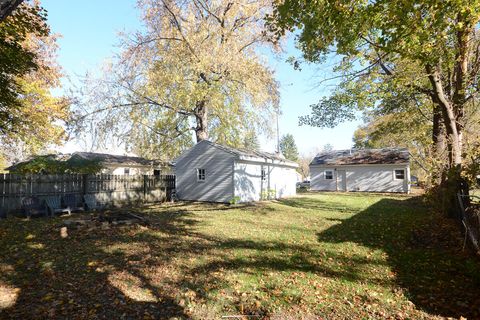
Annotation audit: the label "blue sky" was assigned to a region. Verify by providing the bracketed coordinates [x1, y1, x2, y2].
[42, 0, 363, 156]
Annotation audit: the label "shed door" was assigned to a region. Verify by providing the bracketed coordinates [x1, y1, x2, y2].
[337, 170, 347, 192]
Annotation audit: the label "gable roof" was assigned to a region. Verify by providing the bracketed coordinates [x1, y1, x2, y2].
[206, 140, 295, 162]
[176, 140, 298, 167]
[6, 152, 171, 172]
[71, 152, 169, 167]
[311, 148, 409, 166]
[5, 154, 69, 172]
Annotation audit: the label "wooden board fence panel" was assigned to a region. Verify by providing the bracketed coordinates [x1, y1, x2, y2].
[0, 174, 175, 213]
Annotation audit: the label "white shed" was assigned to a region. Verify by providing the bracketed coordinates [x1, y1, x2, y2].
[174, 140, 298, 203]
[310, 148, 410, 193]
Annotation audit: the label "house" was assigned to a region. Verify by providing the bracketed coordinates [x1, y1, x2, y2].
[6, 152, 172, 175]
[310, 148, 410, 193]
[71, 152, 172, 175]
[174, 140, 298, 203]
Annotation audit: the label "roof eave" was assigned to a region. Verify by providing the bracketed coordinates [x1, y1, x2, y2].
[238, 155, 299, 168]
[310, 162, 410, 167]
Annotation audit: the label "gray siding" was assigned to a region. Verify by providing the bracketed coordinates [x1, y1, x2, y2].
[175, 142, 235, 202]
[310, 167, 337, 191]
[310, 164, 410, 193]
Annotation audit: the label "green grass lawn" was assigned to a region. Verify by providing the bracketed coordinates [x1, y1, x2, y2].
[0, 193, 479, 319]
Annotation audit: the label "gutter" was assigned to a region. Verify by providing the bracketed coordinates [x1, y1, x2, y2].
[310, 163, 410, 167]
[238, 155, 299, 168]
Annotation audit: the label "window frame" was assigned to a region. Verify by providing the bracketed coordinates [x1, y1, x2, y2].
[324, 170, 334, 180]
[394, 169, 405, 180]
[197, 168, 206, 182]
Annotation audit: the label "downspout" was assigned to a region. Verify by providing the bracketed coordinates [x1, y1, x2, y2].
[335, 168, 338, 191]
[232, 161, 236, 202]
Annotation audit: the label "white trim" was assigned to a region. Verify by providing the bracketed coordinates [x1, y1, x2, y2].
[196, 168, 206, 182]
[235, 159, 298, 169]
[105, 163, 164, 169]
[324, 170, 334, 180]
[238, 155, 298, 168]
[201, 140, 298, 168]
[310, 163, 409, 168]
[393, 169, 405, 180]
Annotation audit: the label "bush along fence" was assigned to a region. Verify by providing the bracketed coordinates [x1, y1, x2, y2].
[0, 174, 176, 214]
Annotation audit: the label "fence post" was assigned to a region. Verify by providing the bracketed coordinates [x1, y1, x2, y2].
[82, 174, 88, 198]
[1, 174, 4, 211]
[143, 175, 147, 202]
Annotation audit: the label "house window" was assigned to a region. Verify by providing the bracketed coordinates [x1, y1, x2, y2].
[153, 169, 161, 176]
[394, 169, 405, 180]
[261, 168, 267, 181]
[124, 168, 130, 175]
[325, 170, 333, 180]
[197, 168, 206, 182]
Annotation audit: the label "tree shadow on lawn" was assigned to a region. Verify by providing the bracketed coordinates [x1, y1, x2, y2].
[316, 196, 480, 319]
[0, 203, 291, 319]
[140, 197, 480, 319]
[0, 210, 198, 319]
[0, 202, 392, 319]
[148, 201, 259, 212]
[2, 197, 480, 319]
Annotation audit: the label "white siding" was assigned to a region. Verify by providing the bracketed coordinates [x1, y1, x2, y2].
[102, 166, 152, 175]
[233, 161, 297, 202]
[233, 162, 262, 202]
[310, 164, 410, 193]
[175, 142, 235, 202]
[269, 165, 297, 199]
[100, 165, 171, 175]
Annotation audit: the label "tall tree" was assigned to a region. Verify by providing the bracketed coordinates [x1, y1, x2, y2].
[75, 0, 279, 160]
[352, 112, 433, 183]
[0, 1, 69, 164]
[297, 154, 311, 180]
[269, 0, 480, 211]
[243, 130, 260, 151]
[0, 1, 48, 133]
[279, 133, 298, 161]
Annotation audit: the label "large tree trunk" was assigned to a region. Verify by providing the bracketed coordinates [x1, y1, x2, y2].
[194, 100, 208, 142]
[431, 103, 447, 184]
[426, 64, 465, 216]
[426, 65, 463, 168]
[432, 105, 445, 152]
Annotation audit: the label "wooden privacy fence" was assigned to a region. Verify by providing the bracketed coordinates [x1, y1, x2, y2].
[0, 174, 176, 213]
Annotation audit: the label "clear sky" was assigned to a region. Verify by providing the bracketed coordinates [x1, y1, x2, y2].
[42, 0, 363, 156]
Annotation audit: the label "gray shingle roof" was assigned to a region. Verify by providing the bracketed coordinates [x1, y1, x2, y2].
[72, 152, 169, 167]
[6, 152, 171, 171]
[311, 148, 409, 166]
